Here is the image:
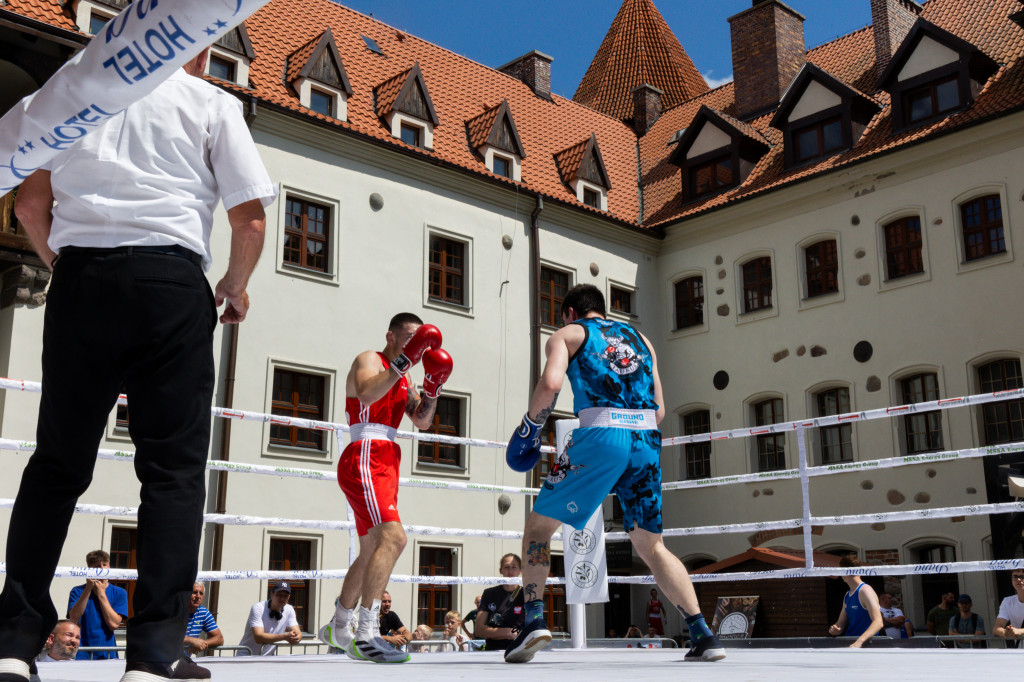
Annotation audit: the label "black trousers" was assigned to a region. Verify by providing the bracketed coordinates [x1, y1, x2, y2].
[0, 248, 216, 664]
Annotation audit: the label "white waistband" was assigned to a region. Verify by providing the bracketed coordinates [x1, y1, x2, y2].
[349, 423, 397, 442]
[577, 408, 658, 430]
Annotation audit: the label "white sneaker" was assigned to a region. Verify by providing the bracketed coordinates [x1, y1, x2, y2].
[347, 634, 410, 663]
[318, 618, 355, 654]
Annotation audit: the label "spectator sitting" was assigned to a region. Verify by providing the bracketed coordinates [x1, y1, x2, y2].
[184, 582, 224, 656]
[67, 549, 128, 660]
[950, 593, 986, 649]
[878, 592, 907, 640]
[410, 624, 433, 652]
[237, 582, 302, 656]
[624, 626, 642, 639]
[902, 619, 915, 638]
[606, 628, 618, 638]
[37, 620, 80, 662]
[443, 610, 472, 651]
[927, 591, 957, 647]
[644, 626, 659, 639]
[378, 591, 412, 649]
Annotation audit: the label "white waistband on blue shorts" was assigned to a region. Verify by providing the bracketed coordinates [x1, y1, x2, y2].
[348, 422, 398, 442]
[577, 407, 658, 430]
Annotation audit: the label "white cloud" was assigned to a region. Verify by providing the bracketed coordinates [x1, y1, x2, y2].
[702, 70, 733, 89]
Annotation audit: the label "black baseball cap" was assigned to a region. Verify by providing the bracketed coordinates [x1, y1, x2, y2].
[271, 581, 291, 594]
[957, 593, 971, 603]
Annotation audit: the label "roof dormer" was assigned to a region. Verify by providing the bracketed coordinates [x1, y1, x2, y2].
[465, 100, 526, 181]
[286, 29, 353, 121]
[374, 63, 439, 150]
[877, 18, 998, 132]
[206, 22, 256, 88]
[554, 134, 610, 211]
[670, 105, 770, 202]
[770, 63, 880, 169]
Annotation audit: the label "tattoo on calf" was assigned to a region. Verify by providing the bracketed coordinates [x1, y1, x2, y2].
[525, 582, 540, 602]
[675, 604, 695, 619]
[527, 541, 550, 567]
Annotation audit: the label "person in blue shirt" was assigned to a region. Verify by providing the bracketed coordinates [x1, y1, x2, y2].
[829, 554, 884, 647]
[184, 582, 223, 656]
[504, 284, 724, 664]
[67, 550, 128, 660]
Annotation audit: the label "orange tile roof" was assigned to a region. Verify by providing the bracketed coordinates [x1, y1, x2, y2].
[640, 0, 1024, 228]
[693, 547, 842, 574]
[464, 103, 501, 151]
[4, 0, 1023, 233]
[372, 64, 413, 119]
[285, 31, 326, 85]
[2, 0, 78, 32]
[573, 0, 709, 123]
[553, 137, 590, 187]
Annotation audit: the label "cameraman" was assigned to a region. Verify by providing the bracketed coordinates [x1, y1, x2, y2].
[475, 554, 525, 651]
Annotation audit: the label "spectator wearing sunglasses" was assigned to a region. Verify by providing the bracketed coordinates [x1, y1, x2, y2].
[237, 582, 301, 656]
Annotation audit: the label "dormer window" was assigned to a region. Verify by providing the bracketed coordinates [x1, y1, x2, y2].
[554, 134, 611, 211]
[89, 11, 111, 35]
[203, 23, 255, 88]
[466, 100, 526, 181]
[877, 19, 998, 132]
[208, 55, 236, 82]
[689, 153, 734, 198]
[670, 105, 769, 202]
[375, 63, 439, 150]
[287, 29, 353, 122]
[309, 88, 334, 118]
[400, 123, 422, 148]
[492, 155, 511, 179]
[793, 115, 843, 164]
[904, 75, 959, 124]
[771, 64, 880, 169]
[74, 0, 115, 35]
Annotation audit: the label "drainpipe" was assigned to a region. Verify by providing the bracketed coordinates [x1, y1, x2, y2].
[209, 96, 254, 617]
[529, 195, 543, 388]
[208, 322, 238, 620]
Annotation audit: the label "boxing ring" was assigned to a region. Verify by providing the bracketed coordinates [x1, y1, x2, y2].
[1, 377, 1023, 679]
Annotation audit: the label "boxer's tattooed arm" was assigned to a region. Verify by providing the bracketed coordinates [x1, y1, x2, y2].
[526, 541, 550, 568]
[409, 387, 436, 423]
[525, 582, 541, 602]
[532, 392, 559, 424]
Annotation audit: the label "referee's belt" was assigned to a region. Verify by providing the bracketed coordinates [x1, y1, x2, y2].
[348, 423, 398, 442]
[59, 244, 202, 266]
[577, 407, 658, 430]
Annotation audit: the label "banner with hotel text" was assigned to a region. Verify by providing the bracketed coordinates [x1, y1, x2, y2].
[0, 0, 272, 192]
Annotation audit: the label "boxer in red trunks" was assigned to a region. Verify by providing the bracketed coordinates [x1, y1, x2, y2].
[318, 313, 452, 663]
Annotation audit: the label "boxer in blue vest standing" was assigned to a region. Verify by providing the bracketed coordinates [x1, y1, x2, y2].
[504, 284, 725, 664]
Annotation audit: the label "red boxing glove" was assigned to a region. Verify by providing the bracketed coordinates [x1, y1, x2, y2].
[422, 349, 453, 399]
[390, 324, 442, 375]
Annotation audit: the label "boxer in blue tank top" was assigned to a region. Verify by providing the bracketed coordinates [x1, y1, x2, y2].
[502, 284, 725, 665]
[829, 554, 884, 646]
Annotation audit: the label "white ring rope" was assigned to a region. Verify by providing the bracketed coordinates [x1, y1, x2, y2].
[1, 376, 1022, 583]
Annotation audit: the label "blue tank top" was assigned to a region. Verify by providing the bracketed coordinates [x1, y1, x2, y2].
[565, 317, 658, 414]
[844, 583, 873, 638]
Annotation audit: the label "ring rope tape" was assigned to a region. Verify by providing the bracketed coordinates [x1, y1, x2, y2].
[2, 377, 1021, 451]
[9, 558, 1023, 583]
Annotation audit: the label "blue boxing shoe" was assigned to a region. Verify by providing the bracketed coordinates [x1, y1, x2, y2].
[503, 619, 552, 663]
[506, 413, 543, 472]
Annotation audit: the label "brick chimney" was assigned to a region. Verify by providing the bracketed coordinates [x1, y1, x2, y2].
[871, 0, 923, 75]
[729, 0, 806, 120]
[631, 83, 663, 136]
[499, 50, 553, 100]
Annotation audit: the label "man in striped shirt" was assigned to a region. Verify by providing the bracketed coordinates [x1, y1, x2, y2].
[184, 583, 223, 656]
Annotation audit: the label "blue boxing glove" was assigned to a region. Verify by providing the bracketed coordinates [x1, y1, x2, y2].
[506, 413, 543, 473]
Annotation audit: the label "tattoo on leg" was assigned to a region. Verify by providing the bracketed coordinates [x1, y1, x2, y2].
[525, 582, 540, 602]
[526, 541, 550, 567]
[533, 392, 559, 425]
[676, 604, 695, 619]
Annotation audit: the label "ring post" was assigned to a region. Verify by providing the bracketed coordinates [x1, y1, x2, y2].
[796, 425, 814, 569]
[570, 603, 586, 649]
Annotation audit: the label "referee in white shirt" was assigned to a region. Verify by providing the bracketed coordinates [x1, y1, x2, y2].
[0, 48, 276, 682]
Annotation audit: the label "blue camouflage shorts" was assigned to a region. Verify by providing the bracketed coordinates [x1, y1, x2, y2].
[532, 427, 663, 533]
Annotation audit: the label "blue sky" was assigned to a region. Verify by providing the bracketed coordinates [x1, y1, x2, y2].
[336, 0, 874, 97]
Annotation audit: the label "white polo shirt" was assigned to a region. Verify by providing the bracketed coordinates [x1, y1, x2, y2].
[237, 600, 298, 656]
[44, 70, 277, 271]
